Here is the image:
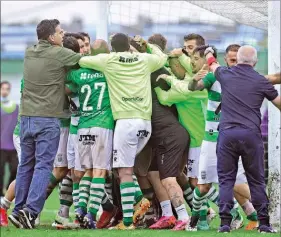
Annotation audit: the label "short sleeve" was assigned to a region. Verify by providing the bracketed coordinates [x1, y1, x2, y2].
[202, 72, 216, 90]
[214, 66, 228, 83]
[262, 77, 278, 101]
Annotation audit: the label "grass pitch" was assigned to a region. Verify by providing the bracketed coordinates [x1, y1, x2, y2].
[0, 188, 275, 237]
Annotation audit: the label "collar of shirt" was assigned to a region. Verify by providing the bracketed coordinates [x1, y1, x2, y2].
[236, 64, 254, 69]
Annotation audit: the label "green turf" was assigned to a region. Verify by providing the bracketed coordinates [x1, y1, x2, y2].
[0, 188, 269, 237]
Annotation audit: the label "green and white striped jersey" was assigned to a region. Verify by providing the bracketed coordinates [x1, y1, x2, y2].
[202, 72, 221, 142]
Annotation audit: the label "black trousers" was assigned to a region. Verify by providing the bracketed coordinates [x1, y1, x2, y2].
[0, 149, 18, 196]
[217, 127, 269, 226]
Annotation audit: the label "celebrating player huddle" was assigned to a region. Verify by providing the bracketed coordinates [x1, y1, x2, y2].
[1, 18, 279, 234]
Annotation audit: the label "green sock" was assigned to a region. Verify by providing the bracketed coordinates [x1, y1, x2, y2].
[79, 176, 91, 212]
[247, 211, 258, 221]
[181, 182, 193, 209]
[120, 182, 135, 226]
[231, 199, 242, 220]
[132, 175, 143, 203]
[59, 174, 73, 207]
[72, 183, 80, 212]
[89, 178, 105, 220]
[199, 201, 208, 221]
[46, 173, 60, 198]
[58, 174, 73, 218]
[192, 187, 205, 217]
[206, 185, 219, 205]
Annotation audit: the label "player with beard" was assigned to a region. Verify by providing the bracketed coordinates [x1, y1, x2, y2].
[78, 32, 91, 55]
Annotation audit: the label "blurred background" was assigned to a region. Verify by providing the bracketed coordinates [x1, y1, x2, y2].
[0, 0, 271, 184]
[1, 0, 269, 104]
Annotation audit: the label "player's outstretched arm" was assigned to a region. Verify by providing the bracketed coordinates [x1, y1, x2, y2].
[169, 48, 193, 76]
[59, 47, 82, 67]
[204, 46, 220, 73]
[155, 74, 192, 106]
[146, 43, 168, 72]
[78, 54, 109, 72]
[265, 72, 281, 85]
[188, 65, 209, 91]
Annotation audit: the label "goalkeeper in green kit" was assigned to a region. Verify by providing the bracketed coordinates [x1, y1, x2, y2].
[79, 33, 168, 230]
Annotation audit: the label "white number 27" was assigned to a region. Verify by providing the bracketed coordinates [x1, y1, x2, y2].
[94, 82, 106, 110]
[81, 82, 106, 111]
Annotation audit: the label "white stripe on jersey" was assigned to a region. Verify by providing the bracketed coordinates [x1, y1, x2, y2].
[207, 100, 221, 112]
[205, 120, 219, 132]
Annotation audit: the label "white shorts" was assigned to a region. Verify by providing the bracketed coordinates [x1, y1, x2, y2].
[78, 127, 113, 170]
[67, 134, 84, 171]
[198, 140, 247, 184]
[13, 134, 21, 163]
[54, 127, 69, 168]
[187, 147, 201, 178]
[113, 119, 151, 168]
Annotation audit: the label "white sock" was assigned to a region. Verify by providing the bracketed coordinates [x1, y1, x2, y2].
[175, 204, 189, 221]
[160, 200, 173, 217]
[0, 197, 11, 210]
[242, 200, 255, 216]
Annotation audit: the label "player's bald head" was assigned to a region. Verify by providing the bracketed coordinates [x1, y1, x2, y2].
[237, 45, 257, 66]
[169, 58, 186, 80]
[91, 39, 110, 55]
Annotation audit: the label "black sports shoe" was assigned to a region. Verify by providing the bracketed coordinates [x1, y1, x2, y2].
[258, 225, 277, 233]
[8, 213, 24, 228]
[218, 225, 231, 233]
[19, 208, 36, 229]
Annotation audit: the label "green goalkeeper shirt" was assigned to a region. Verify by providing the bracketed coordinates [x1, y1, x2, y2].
[66, 68, 114, 130]
[154, 55, 207, 148]
[79, 44, 168, 121]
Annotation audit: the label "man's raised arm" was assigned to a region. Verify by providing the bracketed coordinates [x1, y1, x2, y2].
[204, 46, 220, 73]
[146, 43, 168, 72]
[265, 72, 281, 85]
[79, 54, 109, 72]
[59, 47, 82, 66]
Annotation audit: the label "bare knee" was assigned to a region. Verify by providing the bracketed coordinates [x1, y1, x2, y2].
[73, 170, 85, 183]
[161, 177, 177, 190]
[198, 184, 211, 195]
[53, 167, 69, 181]
[117, 167, 134, 183]
[189, 178, 198, 189]
[92, 169, 107, 178]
